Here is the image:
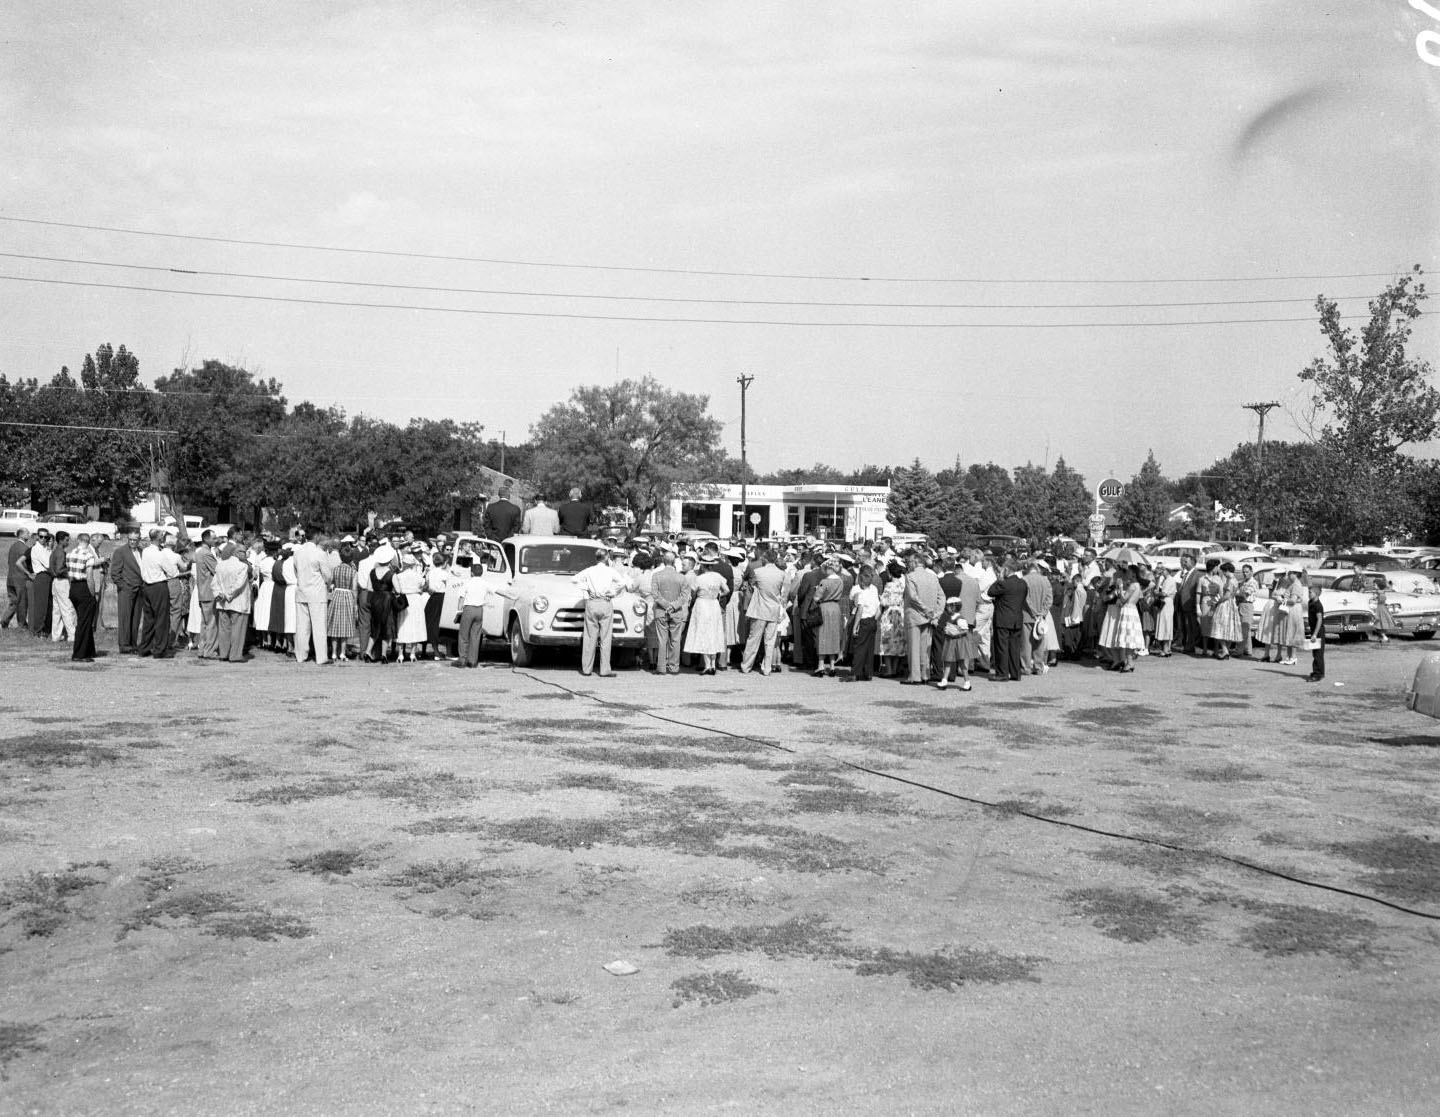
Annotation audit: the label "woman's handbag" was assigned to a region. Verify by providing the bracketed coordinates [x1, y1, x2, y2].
[803, 601, 824, 629]
[1302, 637, 1321, 651]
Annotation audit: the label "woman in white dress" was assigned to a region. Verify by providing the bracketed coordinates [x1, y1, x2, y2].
[1099, 566, 1146, 671]
[683, 566, 728, 674]
[252, 543, 275, 649]
[392, 550, 430, 661]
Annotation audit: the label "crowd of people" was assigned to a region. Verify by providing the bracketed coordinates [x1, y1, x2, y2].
[2, 510, 1330, 684]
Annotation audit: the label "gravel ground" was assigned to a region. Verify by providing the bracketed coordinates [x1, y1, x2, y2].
[1, 613, 1438, 1115]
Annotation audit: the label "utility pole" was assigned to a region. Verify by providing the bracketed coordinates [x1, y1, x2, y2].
[737, 375, 754, 539]
[1243, 402, 1279, 544]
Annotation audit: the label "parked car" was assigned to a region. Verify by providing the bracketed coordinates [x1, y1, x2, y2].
[0, 508, 39, 536]
[1266, 544, 1325, 569]
[672, 529, 723, 551]
[1147, 540, 1221, 571]
[1324, 571, 1440, 639]
[138, 514, 205, 540]
[964, 534, 1026, 557]
[438, 533, 647, 667]
[34, 511, 119, 540]
[1319, 552, 1405, 571]
[1207, 549, 1273, 571]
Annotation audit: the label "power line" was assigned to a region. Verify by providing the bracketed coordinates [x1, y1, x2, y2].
[0, 273, 1416, 330]
[0, 214, 1410, 286]
[0, 420, 177, 435]
[0, 251, 1385, 310]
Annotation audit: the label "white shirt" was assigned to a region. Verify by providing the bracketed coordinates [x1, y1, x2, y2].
[574, 561, 625, 600]
[140, 544, 168, 584]
[457, 574, 492, 610]
[850, 583, 881, 621]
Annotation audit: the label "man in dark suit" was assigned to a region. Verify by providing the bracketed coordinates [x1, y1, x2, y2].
[482, 484, 522, 541]
[109, 529, 144, 653]
[557, 487, 595, 537]
[790, 550, 822, 672]
[987, 560, 1029, 681]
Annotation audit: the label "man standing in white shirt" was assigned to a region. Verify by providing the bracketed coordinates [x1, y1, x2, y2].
[137, 530, 173, 657]
[963, 549, 997, 673]
[213, 539, 253, 663]
[452, 567, 492, 668]
[574, 547, 626, 676]
[292, 531, 332, 665]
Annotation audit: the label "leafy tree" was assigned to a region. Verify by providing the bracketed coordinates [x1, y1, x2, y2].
[1011, 463, 1053, 545]
[962, 463, 1019, 534]
[153, 360, 287, 521]
[234, 403, 362, 530]
[1046, 457, 1091, 539]
[887, 458, 946, 537]
[1113, 451, 1171, 537]
[847, 463, 894, 486]
[528, 377, 723, 526]
[934, 482, 981, 547]
[1299, 266, 1438, 456]
[759, 463, 848, 485]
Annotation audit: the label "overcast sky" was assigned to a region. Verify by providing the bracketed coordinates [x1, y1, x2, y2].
[3, 1, 1438, 487]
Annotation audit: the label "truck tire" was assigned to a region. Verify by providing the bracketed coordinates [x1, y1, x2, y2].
[508, 618, 535, 666]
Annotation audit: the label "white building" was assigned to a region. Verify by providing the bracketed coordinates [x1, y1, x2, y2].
[661, 483, 896, 542]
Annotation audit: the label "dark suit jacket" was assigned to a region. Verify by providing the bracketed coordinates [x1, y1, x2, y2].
[482, 500, 522, 540]
[556, 500, 594, 537]
[111, 544, 143, 591]
[988, 573, 1029, 630]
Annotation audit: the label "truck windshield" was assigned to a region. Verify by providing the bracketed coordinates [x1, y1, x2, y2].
[516, 543, 604, 575]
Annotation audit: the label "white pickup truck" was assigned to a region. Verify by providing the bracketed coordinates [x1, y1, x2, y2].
[441, 533, 647, 666]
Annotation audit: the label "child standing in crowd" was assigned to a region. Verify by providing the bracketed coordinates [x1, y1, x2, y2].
[1303, 584, 1326, 682]
[934, 595, 972, 691]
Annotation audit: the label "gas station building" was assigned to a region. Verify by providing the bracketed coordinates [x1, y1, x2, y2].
[660, 483, 896, 542]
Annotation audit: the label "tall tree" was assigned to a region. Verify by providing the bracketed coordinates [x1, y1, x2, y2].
[1047, 457, 1091, 539]
[962, 463, 1019, 534]
[886, 458, 946, 538]
[1011, 463, 1053, 545]
[1113, 451, 1171, 537]
[528, 377, 723, 526]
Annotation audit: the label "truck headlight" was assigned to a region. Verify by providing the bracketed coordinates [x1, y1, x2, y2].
[532, 595, 550, 613]
[632, 601, 647, 616]
[531, 615, 547, 632]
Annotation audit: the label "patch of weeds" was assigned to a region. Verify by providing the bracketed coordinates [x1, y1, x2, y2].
[386, 859, 508, 893]
[560, 862, 637, 899]
[1, 862, 109, 938]
[985, 799, 1075, 820]
[1065, 887, 1210, 944]
[559, 745, 781, 772]
[671, 970, 775, 1007]
[679, 880, 781, 909]
[287, 849, 376, 877]
[241, 770, 474, 808]
[507, 717, 618, 733]
[122, 858, 312, 942]
[553, 772, 648, 794]
[1254, 830, 1297, 848]
[1369, 734, 1440, 749]
[1088, 844, 1209, 877]
[1069, 704, 1163, 732]
[23, 716, 71, 724]
[896, 706, 997, 729]
[203, 755, 268, 782]
[0, 732, 123, 768]
[304, 735, 359, 754]
[0, 1022, 44, 1076]
[490, 817, 627, 851]
[399, 815, 486, 836]
[645, 734, 771, 755]
[522, 692, 575, 701]
[662, 914, 847, 960]
[1196, 700, 1250, 710]
[124, 739, 165, 750]
[1131, 803, 1240, 838]
[528, 988, 583, 1006]
[853, 947, 1041, 989]
[1233, 900, 1378, 962]
[1184, 764, 1265, 783]
[785, 785, 906, 816]
[1329, 835, 1440, 904]
[746, 703, 827, 716]
[775, 768, 853, 789]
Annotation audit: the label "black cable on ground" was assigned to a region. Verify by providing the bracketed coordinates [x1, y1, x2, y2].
[511, 668, 1440, 922]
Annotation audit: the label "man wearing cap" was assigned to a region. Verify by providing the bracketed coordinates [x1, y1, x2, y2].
[2, 527, 31, 632]
[293, 529, 332, 665]
[557, 487, 595, 537]
[213, 538, 253, 663]
[649, 544, 691, 675]
[574, 547, 627, 676]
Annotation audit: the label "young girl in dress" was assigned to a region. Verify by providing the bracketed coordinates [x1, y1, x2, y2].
[934, 596, 972, 691]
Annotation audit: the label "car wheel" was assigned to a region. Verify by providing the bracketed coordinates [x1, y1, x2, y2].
[508, 619, 534, 667]
[1412, 631, 1436, 641]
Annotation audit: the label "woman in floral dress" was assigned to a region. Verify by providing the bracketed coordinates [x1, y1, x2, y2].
[877, 560, 908, 676]
[1209, 562, 1244, 659]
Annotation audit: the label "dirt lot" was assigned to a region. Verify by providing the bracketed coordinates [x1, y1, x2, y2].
[2, 613, 1438, 1114]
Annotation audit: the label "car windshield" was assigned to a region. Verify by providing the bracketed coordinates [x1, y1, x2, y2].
[516, 543, 604, 575]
